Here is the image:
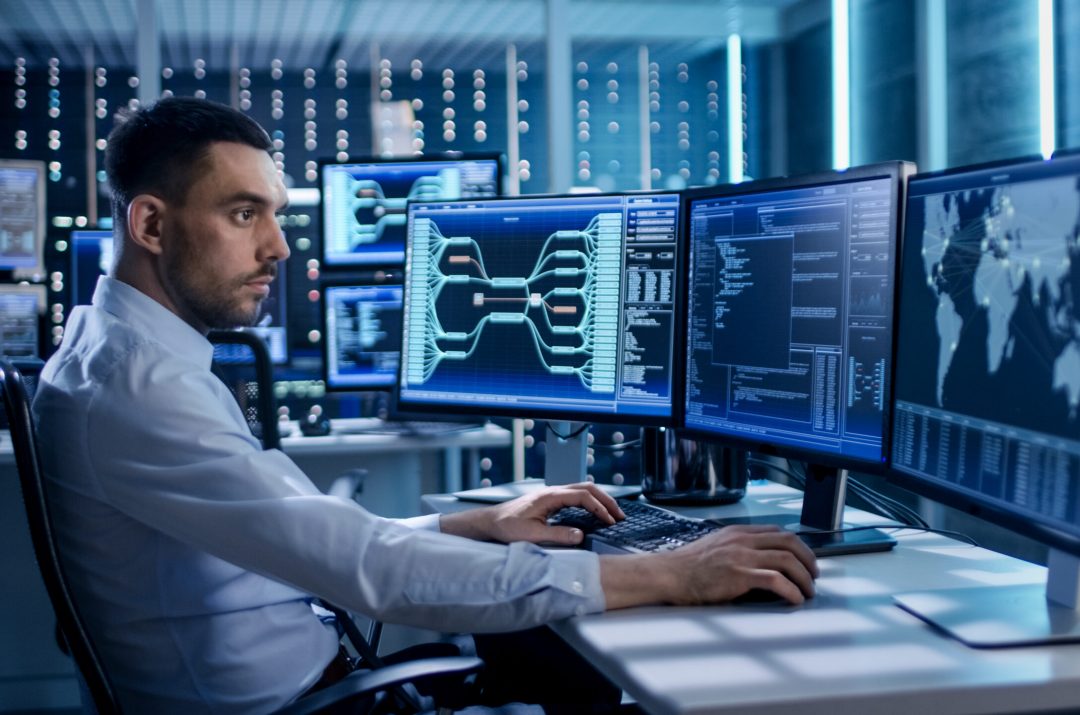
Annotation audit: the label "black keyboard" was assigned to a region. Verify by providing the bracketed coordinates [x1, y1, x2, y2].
[548, 499, 718, 554]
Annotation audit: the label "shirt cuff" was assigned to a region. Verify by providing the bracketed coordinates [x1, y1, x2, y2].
[547, 548, 606, 616]
[396, 513, 442, 532]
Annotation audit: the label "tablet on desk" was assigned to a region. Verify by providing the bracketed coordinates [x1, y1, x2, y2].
[453, 478, 641, 504]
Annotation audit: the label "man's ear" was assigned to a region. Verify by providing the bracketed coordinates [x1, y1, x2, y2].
[126, 194, 167, 256]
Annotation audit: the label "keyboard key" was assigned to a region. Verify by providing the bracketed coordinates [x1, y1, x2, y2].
[548, 500, 718, 554]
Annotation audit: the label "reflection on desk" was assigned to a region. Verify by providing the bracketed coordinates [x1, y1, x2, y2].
[547, 482, 1079, 715]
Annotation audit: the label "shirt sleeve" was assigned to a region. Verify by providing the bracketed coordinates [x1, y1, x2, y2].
[85, 343, 604, 633]
[397, 514, 442, 532]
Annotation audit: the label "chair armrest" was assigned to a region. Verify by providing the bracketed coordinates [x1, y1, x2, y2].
[274, 656, 484, 715]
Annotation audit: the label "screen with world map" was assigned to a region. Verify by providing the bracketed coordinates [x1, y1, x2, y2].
[892, 154, 1080, 536]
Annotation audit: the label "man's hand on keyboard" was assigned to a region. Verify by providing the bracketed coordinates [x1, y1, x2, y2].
[600, 524, 819, 608]
[441, 483, 626, 546]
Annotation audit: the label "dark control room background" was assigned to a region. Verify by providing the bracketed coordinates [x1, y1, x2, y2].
[3, 0, 1079, 541]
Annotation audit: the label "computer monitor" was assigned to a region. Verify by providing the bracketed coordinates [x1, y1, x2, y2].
[322, 275, 404, 391]
[890, 152, 1080, 647]
[397, 191, 682, 483]
[0, 160, 46, 278]
[0, 283, 45, 358]
[320, 154, 502, 267]
[70, 229, 114, 306]
[681, 161, 914, 554]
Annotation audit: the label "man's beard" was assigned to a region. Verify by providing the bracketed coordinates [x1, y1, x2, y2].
[163, 224, 276, 330]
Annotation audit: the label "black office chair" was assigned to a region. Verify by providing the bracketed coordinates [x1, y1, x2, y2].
[3, 359, 481, 714]
[1, 358, 120, 713]
[208, 329, 282, 450]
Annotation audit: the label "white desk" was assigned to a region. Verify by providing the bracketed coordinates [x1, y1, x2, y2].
[427, 481, 1080, 715]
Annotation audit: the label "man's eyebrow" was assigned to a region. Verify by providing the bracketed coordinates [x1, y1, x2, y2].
[218, 191, 280, 209]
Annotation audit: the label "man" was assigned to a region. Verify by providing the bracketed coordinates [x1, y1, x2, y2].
[33, 97, 817, 713]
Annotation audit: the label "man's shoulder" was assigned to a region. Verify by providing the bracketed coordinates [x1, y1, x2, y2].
[47, 305, 182, 391]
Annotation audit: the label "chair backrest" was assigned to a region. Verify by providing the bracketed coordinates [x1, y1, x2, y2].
[1, 359, 120, 714]
[207, 330, 281, 450]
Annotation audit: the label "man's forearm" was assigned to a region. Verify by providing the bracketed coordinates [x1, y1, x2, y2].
[598, 553, 678, 609]
[439, 508, 495, 541]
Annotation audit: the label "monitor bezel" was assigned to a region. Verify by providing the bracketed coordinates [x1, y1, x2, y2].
[394, 190, 685, 427]
[886, 151, 1080, 558]
[677, 160, 915, 475]
[0, 159, 47, 279]
[320, 271, 405, 393]
[318, 152, 504, 269]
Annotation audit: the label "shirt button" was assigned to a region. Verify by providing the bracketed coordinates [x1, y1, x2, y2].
[495, 587, 507, 599]
[575, 605, 587, 616]
[571, 580, 584, 594]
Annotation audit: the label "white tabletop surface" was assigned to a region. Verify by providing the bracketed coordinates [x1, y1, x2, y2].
[544, 481, 1074, 715]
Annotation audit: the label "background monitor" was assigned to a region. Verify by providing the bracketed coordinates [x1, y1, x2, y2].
[0, 160, 46, 277]
[397, 192, 681, 482]
[322, 276, 404, 390]
[0, 283, 45, 359]
[681, 161, 913, 553]
[890, 152, 1080, 646]
[320, 154, 501, 267]
[70, 229, 114, 306]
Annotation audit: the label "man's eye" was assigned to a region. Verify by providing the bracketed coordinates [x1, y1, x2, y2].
[238, 209, 255, 222]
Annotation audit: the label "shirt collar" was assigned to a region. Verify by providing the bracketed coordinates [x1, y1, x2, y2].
[92, 275, 215, 370]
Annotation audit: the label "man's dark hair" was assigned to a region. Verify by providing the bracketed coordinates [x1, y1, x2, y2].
[104, 96, 272, 232]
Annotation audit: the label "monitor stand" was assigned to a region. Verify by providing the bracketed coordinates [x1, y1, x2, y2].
[717, 463, 896, 556]
[452, 421, 640, 503]
[543, 421, 641, 498]
[543, 421, 590, 486]
[894, 549, 1080, 647]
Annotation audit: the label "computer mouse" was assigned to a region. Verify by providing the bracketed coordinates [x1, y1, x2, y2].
[730, 588, 786, 606]
[300, 414, 331, 437]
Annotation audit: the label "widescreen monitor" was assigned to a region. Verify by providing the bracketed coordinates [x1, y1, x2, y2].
[70, 229, 287, 363]
[397, 192, 682, 482]
[0, 159, 46, 277]
[322, 277, 403, 390]
[681, 161, 913, 553]
[890, 152, 1080, 646]
[0, 283, 44, 358]
[321, 154, 501, 267]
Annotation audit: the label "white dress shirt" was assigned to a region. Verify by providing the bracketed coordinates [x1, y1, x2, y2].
[33, 276, 604, 714]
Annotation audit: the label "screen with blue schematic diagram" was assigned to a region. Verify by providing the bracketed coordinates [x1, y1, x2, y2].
[321, 156, 500, 267]
[398, 193, 681, 422]
[684, 173, 899, 463]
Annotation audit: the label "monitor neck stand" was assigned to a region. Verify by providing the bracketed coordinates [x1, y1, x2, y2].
[794, 463, 896, 556]
[544, 421, 589, 486]
[541, 421, 643, 499]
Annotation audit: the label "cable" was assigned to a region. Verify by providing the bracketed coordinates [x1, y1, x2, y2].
[591, 439, 642, 451]
[747, 457, 805, 488]
[848, 478, 929, 529]
[545, 422, 590, 440]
